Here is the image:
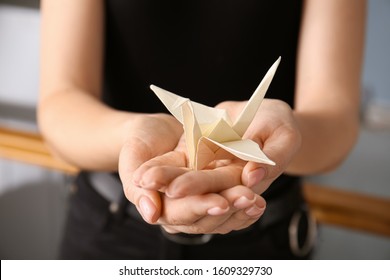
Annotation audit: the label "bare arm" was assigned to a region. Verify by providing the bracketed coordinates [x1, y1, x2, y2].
[39, 0, 125, 170]
[130, 0, 367, 231]
[39, 0, 232, 224]
[39, 0, 181, 171]
[288, 0, 366, 174]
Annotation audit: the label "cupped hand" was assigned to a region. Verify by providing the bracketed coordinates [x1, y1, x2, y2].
[134, 98, 301, 197]
[118, 113, 260, 233]
[159, 185, 266, 234]
[132, 148, 267, 234]
[130, 98, 301, 234]
[225, 98, 302, 195]
[118, 113, 183, 223]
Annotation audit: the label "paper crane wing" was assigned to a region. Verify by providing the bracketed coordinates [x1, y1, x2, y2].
[150, 85, 231, 125]
[195, 137, 275, 170]
[150, 57, 281, 170]
[233, 57, 281, 136]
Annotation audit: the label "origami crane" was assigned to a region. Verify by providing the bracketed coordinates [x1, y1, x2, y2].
[150, 57, 281, 170]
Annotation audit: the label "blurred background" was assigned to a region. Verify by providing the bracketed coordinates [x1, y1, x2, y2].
[0, 0, 389, 259]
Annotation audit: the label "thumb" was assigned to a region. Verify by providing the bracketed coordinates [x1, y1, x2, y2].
[241, 162, 270, 194]
[241, 128, 301, 194]
[118, 138, 162, 224]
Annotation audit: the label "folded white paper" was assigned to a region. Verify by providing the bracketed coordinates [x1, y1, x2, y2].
[150, 57, 281, 170]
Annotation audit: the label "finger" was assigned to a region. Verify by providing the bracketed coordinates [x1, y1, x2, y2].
[157, 193, 230, 226]
[221, 185, 266, 217]
[160, 196, 265, 235]
[119, 115, 183, 224]
[129, 188, 162, 225]
[160, 201, 263, 235]
[137, 166, 188, 192]
[132, 151, 187, 188]
[241, 162, 270, 194]
[119, 139, 162, 224]
[160, 225, 180, 234]
[161, 214, 231, 234]
[159, 186, 264, 234]
[165, 164, 243, 198]
[160, 208, 232, 234]
[211, 186, 265, 234]
[213, 210, 262, 234]
[241, 127, 301, 194]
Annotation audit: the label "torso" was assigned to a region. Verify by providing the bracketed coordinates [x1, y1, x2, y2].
[103, 0, 302, 112]
[103, 0, 303, 198]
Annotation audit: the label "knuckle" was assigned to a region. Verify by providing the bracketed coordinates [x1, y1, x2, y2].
[268, 162, 285, 178]
[165, 214, 182, 226]
[189, 225, 205, 234]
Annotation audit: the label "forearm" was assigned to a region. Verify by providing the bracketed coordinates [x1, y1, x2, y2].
[38, 89, 136, 171]
[39, 0, 124, 170]
[286, 0, 366, 175]
[286, 108, 359, 175]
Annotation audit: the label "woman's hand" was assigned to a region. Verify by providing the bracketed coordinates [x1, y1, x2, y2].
[118, 113, 183, 223]
[232, 98, 302, 195]
[134, 99, 301, 197]
[159, 185, 266, 234]
[131, 98, 301, 233]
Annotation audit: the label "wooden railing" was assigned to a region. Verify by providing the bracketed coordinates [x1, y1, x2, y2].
[0, 126, 78, 174]
[303, 183, 390, 237]
[1, 125, 389, 237]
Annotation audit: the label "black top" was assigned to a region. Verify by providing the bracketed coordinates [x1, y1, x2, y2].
[102, 0, 303, 198]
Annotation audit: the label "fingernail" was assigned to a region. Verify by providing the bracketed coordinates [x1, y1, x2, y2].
[233, 196, 255, 209]
[139, 196, 157, 223]
[207, 206, 229, 216]
[245, 205, 265, 217]
[139, 179, 159, 189]
[247, 168, 266, 187]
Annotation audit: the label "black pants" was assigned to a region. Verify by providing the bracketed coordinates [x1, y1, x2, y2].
[59, 173, 313, 259]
